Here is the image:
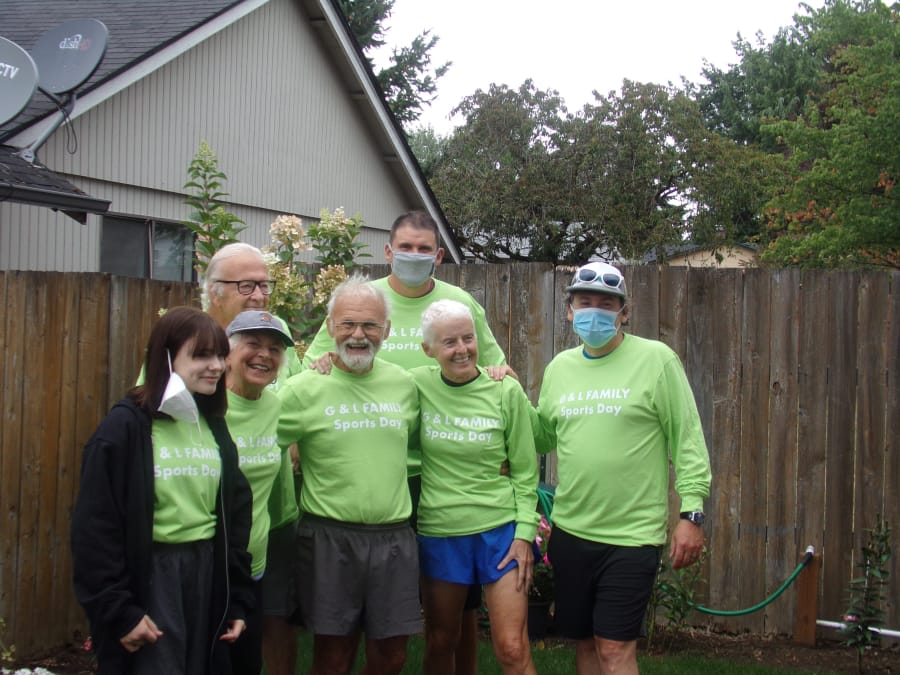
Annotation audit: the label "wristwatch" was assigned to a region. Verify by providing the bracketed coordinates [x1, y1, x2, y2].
[680, 511, 705, 526]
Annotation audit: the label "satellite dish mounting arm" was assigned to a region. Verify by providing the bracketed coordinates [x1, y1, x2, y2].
[16, 89, 76, 163]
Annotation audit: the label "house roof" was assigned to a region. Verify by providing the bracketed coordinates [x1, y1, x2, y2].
[0, 145, 111, 223]
[0, 0, 242, 142]
[0, 0, 461, 260]
[642, 241, 757, 264]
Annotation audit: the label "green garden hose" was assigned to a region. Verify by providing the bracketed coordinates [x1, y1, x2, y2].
[659, 547, 815, 616]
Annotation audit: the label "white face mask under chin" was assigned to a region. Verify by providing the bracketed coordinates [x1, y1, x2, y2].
[158, 351, 201, 425]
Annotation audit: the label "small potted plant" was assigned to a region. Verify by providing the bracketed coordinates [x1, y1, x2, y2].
[528, 514, 554, 640]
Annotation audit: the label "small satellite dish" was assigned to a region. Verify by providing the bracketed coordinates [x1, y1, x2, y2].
[30, 18, 108, 96]
[0, 37, 39, 127]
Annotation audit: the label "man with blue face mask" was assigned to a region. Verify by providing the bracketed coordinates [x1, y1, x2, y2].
[533, 261, 711, 675]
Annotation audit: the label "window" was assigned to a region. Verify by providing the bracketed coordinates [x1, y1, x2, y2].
[100, 216, 194, 281]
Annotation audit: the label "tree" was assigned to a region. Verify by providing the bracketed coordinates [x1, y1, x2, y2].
[337, 0, 450, 125]
[757, 0, 899, 268]
[570, 81, 698, 262]
[429, 79, 775, 263]
[429, 81, 594, 264]
[406, 125, 448, 178]
[689, 25, 822, 148]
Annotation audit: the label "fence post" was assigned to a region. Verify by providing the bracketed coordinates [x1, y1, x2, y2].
[794, 553, 820, 646]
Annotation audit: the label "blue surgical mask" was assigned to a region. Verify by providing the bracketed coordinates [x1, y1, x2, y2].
[572, 308, 621, 349]
[390, 249, 436, 288]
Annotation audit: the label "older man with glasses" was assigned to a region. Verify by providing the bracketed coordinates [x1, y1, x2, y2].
[277, 274, 422, 675]
[532, 261, 711, 675]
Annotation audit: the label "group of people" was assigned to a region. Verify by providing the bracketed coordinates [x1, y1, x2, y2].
[70, 210, 711, 675]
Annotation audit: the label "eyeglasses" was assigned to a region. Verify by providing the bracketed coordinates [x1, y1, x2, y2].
[214, 279, 275, 296]
[576, 268, 624, 290]
[334, 321, 385, 337]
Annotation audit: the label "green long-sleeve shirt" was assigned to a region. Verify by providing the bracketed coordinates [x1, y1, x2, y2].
[533, 334, 711, 547]
[412, 366, 539, 542]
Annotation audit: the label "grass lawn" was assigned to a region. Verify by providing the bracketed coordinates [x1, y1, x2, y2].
[280, 632, 829, 674]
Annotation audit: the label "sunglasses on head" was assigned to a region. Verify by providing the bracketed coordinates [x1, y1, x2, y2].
[576, 268, 624, 290]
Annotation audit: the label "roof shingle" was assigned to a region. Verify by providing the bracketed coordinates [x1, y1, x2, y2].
[0, 0, 240, 139]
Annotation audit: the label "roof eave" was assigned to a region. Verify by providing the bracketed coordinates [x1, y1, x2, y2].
[0, 182, 111, 223]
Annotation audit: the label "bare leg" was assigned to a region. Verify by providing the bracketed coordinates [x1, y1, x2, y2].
[311, 632, 360, 675]
[421, 577, 469, 675]
[455, 609, 479, 675]
[483, 572, 535, 675]
[262, 616, 297, 675]
[575, 639, 601, 675]
[576, 636, 638, 675]
[361, 635, 410, 675]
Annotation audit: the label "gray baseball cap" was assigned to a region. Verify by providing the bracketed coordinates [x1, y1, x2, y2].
[226, 310, 293, 346]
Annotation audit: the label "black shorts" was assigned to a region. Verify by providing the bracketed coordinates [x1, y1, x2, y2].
[262, 519, 297, 617]
[548, 526, 661, 642]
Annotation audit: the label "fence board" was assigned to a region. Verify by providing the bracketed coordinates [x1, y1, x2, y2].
[550, 266, 577, 361]
[32, 275, 66, 649]
[433, 262, 459, 287]
[682, 271, 715, 618]
[854, 273, 890, 535]
[737, 268, 771, 633]
[765, 268, 801, 634]
[0, 270, 7, 632]
[16, 274, 51, 651]
[457, 263, 487, 315]
[885, 272, 899, 622]
[795, 270, 830, 638]
[706, 269, 742, 630]
[627, 266, 660, 340]
[508, 264, 555, 404]
[658, 267, 688, 361]
[479, 263, 511, 360]
[821, 272, 858, 622]
[55, 275, 85, 634]
[1, 273, 27, 649]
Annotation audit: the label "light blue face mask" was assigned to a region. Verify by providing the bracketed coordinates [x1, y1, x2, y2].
[390, 249, 436, 288]
[572, 307, 621, 349]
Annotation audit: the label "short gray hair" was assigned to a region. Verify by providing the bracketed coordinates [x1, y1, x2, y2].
[201, 243, 266, 309]
[420, 299, 475, 346]
[326, 273, 391, 320]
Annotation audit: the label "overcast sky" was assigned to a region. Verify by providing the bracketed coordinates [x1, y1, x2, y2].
[376, 0, 825, 134]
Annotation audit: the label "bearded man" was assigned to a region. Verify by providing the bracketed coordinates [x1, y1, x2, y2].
[277, 274, 421, 675]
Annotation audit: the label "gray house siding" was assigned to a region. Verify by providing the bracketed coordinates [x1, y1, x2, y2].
[1, 0, 418, 273]
[0, 203, 100, 272]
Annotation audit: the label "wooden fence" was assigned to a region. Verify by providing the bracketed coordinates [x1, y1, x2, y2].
[0, 265, 897, 656]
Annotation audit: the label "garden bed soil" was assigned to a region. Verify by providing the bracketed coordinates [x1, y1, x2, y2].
[640, 627, 899, 673]
[7, 628, 900, 673]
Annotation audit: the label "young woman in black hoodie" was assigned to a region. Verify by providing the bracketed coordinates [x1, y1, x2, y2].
[71, 306, 254, 674]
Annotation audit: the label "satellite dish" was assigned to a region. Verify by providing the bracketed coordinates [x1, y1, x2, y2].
[0, 37, 39, 127]
[30, 18, 108, 96]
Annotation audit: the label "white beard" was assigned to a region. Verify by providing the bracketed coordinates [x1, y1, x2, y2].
[336, 339, 377, 373]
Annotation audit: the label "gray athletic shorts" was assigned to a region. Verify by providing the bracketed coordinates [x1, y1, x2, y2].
[262, 519, 297, 617]
[294, 514, 422, 640]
